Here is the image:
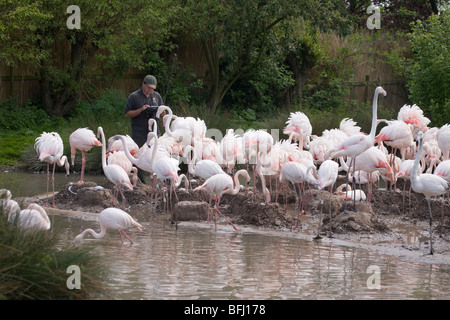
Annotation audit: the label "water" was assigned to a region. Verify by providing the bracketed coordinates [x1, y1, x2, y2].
[0, 170, 108, 198]
[3, 171, 450, 299]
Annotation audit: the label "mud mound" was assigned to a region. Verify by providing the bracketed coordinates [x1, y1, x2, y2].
[226, 193, 293, 228]
[53, 182, 119, 212]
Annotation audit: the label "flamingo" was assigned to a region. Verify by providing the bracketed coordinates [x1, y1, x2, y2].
[97, 127, 133, 209]
[8, 203, 50, 232]
[0, 189, 20, 218]
[339, 147, 394, 203]
[35, 131, 70, 207]
[434, 160, 450, 231]
[308, 159, 339, 238]
[331, 86, 386, 212]
[69, 127, 102, 183]
[156, 105, 194, 147]
[437, 124, 450, 160]
[108, 134, 139, 157]
[194, 169, 251, 232]
[74, 207, 143, 245]
[335, 184, 367, 201]
[184, 145, 224, 181]
[279, 161, 316, 224]
[397, 104, 431, 138]
[107, 151, 139, 187]
[396, 158, 425, 215]
[283, 111, 312, 150]
[375, 120, 414, 163]
[410, 131, 449, 255]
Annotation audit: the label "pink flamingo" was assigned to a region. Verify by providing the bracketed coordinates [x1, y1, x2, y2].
[340, 147, 394, 203]
[331, 86, 386, 212]
[194, 169, 251, 232]
[74, 207, 143, 245]
[283, 111, 312, 150]
[35, 131, 70, 208]
[97, 127, 133, 209]
[410, 131, 449, 255]
[69, 127, 102, 183]
[308, 159, 339, 238]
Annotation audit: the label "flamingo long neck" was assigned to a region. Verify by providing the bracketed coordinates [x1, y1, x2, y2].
[411, 136, 423, 185]
[115, 135, 139, 166]
[185, 146, 196, 175]
[98, 127, 107, 169]
[147, 132, 159, 170]
[79, 227, 107, 240]
[369, 87, 381, 138]
[174, 174, 189, 188]
[231, 169, 247, 195]
[161, 106, 174, 137]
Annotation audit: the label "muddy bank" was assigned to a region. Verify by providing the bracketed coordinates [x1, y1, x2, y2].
[27, 179, 450, 265]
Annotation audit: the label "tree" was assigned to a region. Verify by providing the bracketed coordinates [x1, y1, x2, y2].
[406, 11, 450, 125]
[1, 0, 173, 116]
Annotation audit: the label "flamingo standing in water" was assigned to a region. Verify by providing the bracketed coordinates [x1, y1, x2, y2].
[35, 131, 70, 207]
[74, 207, 143, 245]
[410, 131, 449, 255]
[331, 86, 387, 213]
[97, 127, 133, 209]
[194, 169, 251, 232]
[69, 127, 102, 183]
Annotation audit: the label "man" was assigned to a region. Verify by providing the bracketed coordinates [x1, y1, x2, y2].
[125, 75, 165, 182]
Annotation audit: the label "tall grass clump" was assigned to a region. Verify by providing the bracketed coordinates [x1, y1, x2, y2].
[0, 212, 108, 299]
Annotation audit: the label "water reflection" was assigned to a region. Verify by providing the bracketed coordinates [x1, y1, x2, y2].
[0, 171, 108, 198]
[3, 171, 450, 300]
[52, 216, 450, 300]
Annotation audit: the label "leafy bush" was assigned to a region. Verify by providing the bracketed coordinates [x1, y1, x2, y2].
[406, 13, 450, 126]
[0, 97, 52, 131]
[0, 213, 107, 299]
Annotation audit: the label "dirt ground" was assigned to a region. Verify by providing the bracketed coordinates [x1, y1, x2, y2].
[30, 176, 450, 265]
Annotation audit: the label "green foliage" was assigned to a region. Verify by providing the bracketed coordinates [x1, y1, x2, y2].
[0, 97, 53, 131]
[406, 12, 450, 125]
[0, 213, 107, 299]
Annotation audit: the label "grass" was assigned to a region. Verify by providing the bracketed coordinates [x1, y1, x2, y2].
[0, 212, 108, 299]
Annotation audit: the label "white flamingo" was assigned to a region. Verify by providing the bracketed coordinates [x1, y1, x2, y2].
[35, 131, 70, 207]
[331, 86, 386, 212]
[97, 127, 133, 209]
[69, 127, 102, 183]
[0, 189, 20, 218]
[74, 207, 143, 245]
[410, 131, 449, 255]
[194, 169, 251, 232]
[9, 203, 50, 232]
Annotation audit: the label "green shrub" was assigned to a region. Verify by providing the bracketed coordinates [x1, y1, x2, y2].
[0, 213, 107, 299]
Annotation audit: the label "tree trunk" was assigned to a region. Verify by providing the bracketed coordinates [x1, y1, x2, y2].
[40, 33, 98, 117]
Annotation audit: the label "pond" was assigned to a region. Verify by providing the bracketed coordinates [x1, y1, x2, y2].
[2, 171, 450, 300]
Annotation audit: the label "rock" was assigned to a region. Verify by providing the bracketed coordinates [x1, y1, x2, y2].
[173, 201, 210, 221]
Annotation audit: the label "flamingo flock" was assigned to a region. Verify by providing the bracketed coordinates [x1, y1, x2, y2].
[4, 85, 449, 250]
